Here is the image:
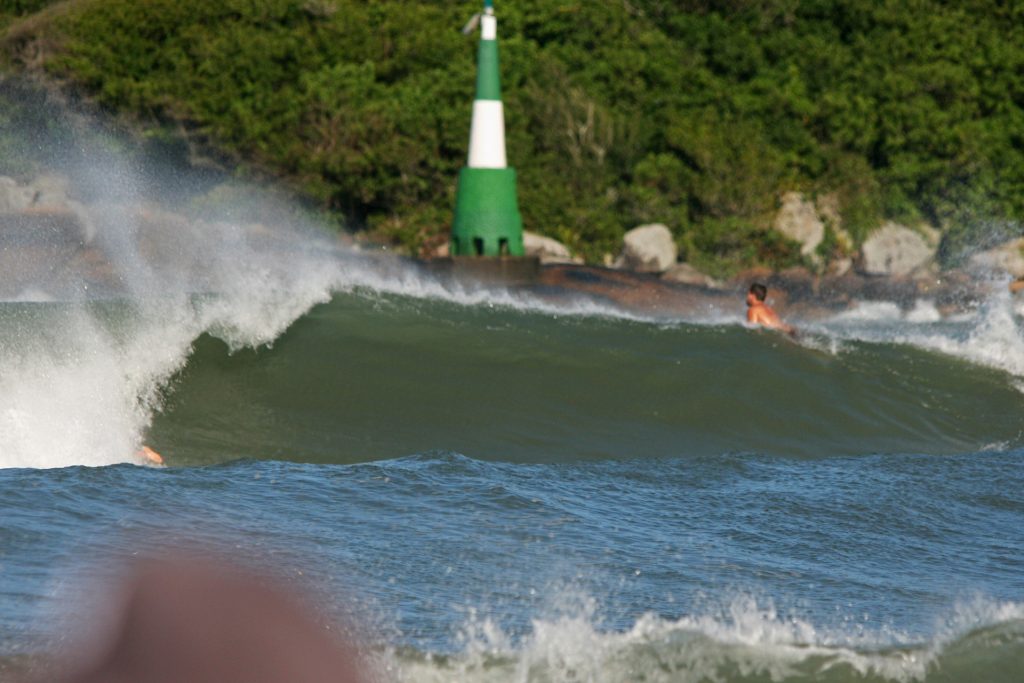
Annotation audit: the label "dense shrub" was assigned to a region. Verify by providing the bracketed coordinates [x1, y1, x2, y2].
[2, 0, 1023, 270]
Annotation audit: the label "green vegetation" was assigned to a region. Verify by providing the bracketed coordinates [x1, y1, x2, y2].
[2, 0, 1023, 270]
[0, 0, 59, 25]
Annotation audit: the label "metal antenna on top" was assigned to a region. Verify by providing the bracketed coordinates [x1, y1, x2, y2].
[463, 0, 495, 35]
[461, 12, 481, 35]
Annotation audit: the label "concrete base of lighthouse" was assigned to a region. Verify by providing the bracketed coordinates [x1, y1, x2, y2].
[450, 167, 524, 257]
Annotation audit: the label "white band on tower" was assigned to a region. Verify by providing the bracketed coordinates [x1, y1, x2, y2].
[467, 100, 507, 168]
[481, 15, 497, 40]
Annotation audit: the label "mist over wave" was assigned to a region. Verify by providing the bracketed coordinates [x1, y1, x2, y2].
[0, 207, 345, 467]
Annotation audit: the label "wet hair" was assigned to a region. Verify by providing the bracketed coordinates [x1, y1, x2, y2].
[749, 283, 767, 302]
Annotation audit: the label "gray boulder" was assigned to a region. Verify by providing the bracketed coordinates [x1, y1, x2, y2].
[27, 174, 71, 209]
[825, 257, 853, 278]
[0, 176, 34, 213]
[816, 192, 855, 252]
[615, 223, 677, 273]
[662, 262, 721, 288]
[859, 222, 936, 276]
[773, 192, 823, 260]
[523, 230, 580, 264]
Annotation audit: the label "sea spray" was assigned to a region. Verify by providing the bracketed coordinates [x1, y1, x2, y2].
[896, 284, 1024, 378]
[0, 133, 353, 469]
[820, 282, 1024, 380]
[374, 594, 1024, 683]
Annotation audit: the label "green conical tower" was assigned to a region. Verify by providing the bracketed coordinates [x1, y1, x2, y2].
[450, 0, 524, 257]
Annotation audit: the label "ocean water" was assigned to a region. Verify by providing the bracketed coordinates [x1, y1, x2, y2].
[0, 221, 1022, 682]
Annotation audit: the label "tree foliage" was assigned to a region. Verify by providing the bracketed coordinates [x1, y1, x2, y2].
[2, 0, 1023, 269]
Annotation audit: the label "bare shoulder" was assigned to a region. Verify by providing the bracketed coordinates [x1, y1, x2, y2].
[748, 304, 770, 325]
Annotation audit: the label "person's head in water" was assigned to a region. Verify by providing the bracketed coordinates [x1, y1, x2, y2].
[747, 283, 768, 307]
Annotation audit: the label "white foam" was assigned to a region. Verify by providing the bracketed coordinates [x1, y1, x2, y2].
[893, 290, 1024, 378]
[830, 299, 942, 325]
[326, 256, 665, 325]
[375, 594, 1024, 683]
[904, 299, 942, 324]
[817, 286, 1024, 381]
[833, 300, 904, 323]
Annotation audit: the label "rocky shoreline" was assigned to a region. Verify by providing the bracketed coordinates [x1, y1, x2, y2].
[0, 173, 1018, 321]
[507, 191, 1023, 320]
[517, 262, 987, 322]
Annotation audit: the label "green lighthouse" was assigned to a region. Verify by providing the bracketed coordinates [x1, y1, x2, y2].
[450, 0, 524, 257]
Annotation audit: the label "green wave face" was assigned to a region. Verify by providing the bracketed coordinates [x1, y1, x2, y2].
[148, 292, 1024, 466]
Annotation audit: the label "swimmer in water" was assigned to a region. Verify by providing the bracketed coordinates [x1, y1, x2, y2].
[746, 283, 796, 336]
